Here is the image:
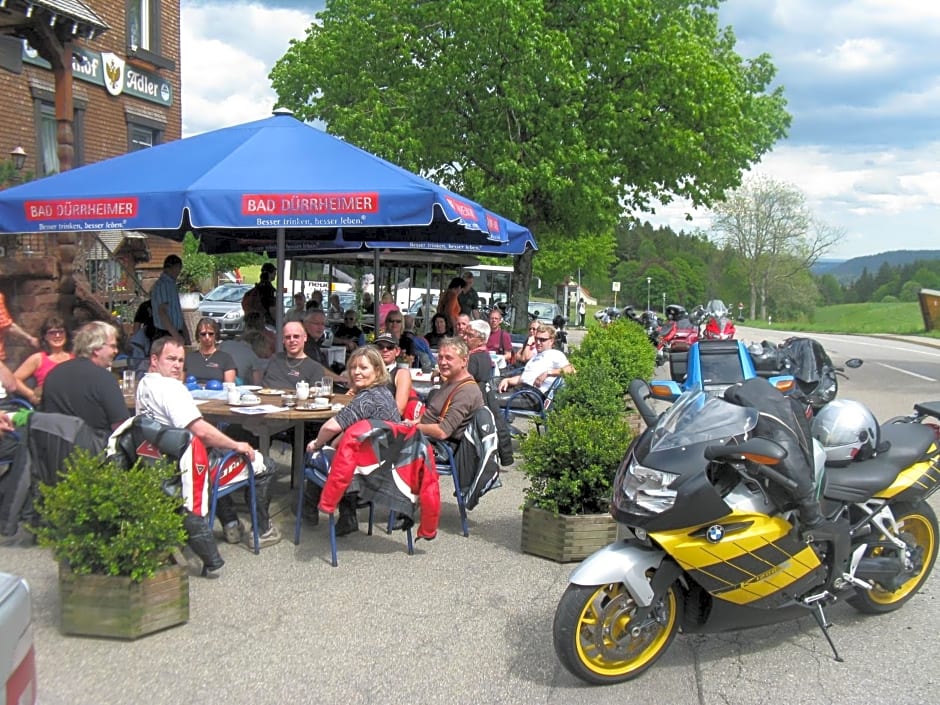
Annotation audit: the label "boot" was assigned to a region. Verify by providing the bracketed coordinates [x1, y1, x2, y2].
[335, 495, 359, 536]
[183, 511, 225, 574]
[303, 483, 321, 525]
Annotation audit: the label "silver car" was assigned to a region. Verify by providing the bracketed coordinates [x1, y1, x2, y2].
[196, 283, 253, 338]
[1, 572, 37, 705]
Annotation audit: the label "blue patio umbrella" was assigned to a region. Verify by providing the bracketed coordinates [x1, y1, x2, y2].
[0, 109, 535, 332]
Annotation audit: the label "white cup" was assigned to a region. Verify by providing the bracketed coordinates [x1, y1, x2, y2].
[227, 389, 241, 405]
[296, 381, 310, 401]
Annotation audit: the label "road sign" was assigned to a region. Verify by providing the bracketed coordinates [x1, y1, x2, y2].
[612, 281, 621, 292]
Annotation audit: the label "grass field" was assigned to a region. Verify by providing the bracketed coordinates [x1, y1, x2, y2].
[737, 302, 940, 338]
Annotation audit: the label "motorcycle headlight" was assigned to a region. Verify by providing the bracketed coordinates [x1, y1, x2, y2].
[619, 462, 679, 514]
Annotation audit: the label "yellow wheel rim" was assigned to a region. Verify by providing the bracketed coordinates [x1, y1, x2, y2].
[869, 512, 936, 605]
[573, 582, 677, 678]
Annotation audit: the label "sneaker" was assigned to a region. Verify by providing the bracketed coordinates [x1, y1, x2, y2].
[245, 525, 282, 549]
[223, 520, 244, 544]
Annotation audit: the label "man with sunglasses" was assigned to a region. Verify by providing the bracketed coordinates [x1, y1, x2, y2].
[332, 309, 364, 353]
[496, 324, 574, 409]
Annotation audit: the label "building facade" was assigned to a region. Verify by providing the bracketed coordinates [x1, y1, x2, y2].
[0, 0, 182, 366]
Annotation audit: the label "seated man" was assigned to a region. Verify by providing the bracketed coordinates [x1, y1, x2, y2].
[495, 324, 574, 410]
[137, 337, 281, 562]
[331, 309, 365, 353]
[40, 320, 130, 440]
[302, 309, 347, 382]
[262, 321, 326, 389]
[407, 337, 483, 444]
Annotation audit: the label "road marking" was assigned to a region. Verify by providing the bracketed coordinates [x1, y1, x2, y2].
[876, 362, 937, 382]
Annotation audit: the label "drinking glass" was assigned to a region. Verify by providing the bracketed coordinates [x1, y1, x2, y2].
[321, 376, 333, 398]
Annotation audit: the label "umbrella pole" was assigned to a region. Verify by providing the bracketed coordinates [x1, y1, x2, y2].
[276, 227, 285, 350]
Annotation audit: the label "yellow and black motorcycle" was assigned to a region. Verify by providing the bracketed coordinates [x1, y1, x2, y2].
[553, 378, 940, 685]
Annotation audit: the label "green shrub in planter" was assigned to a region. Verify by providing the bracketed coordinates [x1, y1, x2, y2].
[34, 449, 187, 583]
[569, 318, 655, 398]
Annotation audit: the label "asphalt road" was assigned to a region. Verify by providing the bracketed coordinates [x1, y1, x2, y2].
[4, 327, 940, 704]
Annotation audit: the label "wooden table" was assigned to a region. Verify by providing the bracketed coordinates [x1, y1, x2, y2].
[126, 392, 349, 484]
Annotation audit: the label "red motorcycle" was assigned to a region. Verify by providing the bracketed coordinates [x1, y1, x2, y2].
[658, 305, 701, 354]
[700, 299, 736, 340]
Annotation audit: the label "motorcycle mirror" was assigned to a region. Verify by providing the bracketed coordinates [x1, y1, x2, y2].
[845, 358, 863, 369]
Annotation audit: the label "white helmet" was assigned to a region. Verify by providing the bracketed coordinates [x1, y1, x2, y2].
[811, 399, 880, 466]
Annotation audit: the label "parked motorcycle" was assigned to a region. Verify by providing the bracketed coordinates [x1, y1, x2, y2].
[749, 337, 862, 413]
[552, 379, 940, 684]
[700, 299, 736, 340]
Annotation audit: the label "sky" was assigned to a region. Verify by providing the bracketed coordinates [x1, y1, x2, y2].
[179, 0, 940, 259]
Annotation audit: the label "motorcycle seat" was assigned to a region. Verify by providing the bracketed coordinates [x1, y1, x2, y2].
[822, 423, 937, 502]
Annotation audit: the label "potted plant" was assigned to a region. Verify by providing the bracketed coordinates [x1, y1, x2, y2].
[519, 320, 655, 562]
[33, 448, 190, 639]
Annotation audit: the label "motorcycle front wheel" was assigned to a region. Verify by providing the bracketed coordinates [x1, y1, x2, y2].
[553, 581, 680, 685]
[848, 501, 938, 614]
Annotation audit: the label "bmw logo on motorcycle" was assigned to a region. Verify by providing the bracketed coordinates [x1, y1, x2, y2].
[706, 524, 725, 543]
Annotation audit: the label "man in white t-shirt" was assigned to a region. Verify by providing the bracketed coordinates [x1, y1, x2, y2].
[496, 324, 574, 409]
[136, 337, 280, 552]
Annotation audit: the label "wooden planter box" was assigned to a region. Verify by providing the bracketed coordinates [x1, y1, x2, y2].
[521, 505, 618, 563]
[58, 560, 189, 639]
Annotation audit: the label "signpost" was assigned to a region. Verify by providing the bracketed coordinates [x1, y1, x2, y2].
[612, 281, 620, 308]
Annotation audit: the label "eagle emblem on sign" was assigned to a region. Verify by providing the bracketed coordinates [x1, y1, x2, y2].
[101, 52, 125, 97]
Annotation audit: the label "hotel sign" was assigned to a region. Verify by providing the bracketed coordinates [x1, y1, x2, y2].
[22, 41, 173, 107]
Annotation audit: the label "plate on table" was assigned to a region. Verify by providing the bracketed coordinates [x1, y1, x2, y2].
[239, 385, 262, 392]
[229, 397, 262, 407]
[256, 388, 284, 396]
[301, 400, 331, 411]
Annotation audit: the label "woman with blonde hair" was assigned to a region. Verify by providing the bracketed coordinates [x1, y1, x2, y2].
[305, 345, 401, 534]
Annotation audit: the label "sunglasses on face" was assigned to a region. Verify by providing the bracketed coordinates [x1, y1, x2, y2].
[535, 336, 552, 343]
[387, 319, 402, 324]
[377, 344, 396, 351]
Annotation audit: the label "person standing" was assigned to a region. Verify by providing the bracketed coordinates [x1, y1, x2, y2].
[437, 277, 465, 329]
[40, 321, 130, 438]
[150, 254, 191, 346]
[0, 290, 38, 363]
[485, 309, 513, 366]
[458, 271, 481, 320]
[578, 298, 586, 327]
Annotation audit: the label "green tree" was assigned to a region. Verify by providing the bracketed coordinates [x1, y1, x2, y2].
[816, 273, 844, 306]
[709, 176, 840, 319]
[270, 0, 790, 326]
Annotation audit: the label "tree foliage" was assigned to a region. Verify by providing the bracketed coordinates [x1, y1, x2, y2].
[709, 175, 840, 320]
[270, 0, 790, 326]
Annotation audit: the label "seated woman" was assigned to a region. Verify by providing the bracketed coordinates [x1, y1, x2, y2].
[425, 313, 452, 349]
[185, 318, 236, 386]
[13, 315, 73, 406]
[465, 320, 495, 384]
[305, 345, 401, 535]
[374, 333, 419, 419]
[495, 324, 574, 410]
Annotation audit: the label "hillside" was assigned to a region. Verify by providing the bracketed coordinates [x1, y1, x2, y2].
[822, 250, 940, 283]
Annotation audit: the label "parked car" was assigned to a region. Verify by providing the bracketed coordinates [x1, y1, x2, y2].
[527, 301, 562, 325]
[196, 283, 253, 338]
[408, 295, 439, 329]
[1, 572, 37, 705]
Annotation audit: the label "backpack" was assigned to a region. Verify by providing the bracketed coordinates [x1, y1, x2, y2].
[241, 285, 264, 315]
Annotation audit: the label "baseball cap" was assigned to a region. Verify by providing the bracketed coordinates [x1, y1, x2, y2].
[375, 333, 399, 347]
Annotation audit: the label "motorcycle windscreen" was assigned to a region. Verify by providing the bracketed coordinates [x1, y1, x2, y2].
[650, 391, 758, 453]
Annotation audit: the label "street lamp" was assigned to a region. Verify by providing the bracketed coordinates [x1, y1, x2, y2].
[10, 146, 27, 172]
[646, 277, 651, 312]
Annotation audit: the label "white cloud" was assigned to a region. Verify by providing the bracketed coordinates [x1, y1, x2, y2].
[180, 2, 315, 136]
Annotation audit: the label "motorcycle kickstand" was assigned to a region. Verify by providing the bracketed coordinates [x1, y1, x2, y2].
[809, 601, 844, 663]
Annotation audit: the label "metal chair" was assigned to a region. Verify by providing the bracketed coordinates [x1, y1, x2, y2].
[428, 439, 470, 537]
[207, 450, 260, 554]
[501, 377, 564, 436]
[294, 450, 414, 567]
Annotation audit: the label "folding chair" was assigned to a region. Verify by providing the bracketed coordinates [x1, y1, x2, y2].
[429, 439, 470, 537]
[294, 450, 414, 567]
[207, 450, 260, 554]
[501, 377, 564, 436]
